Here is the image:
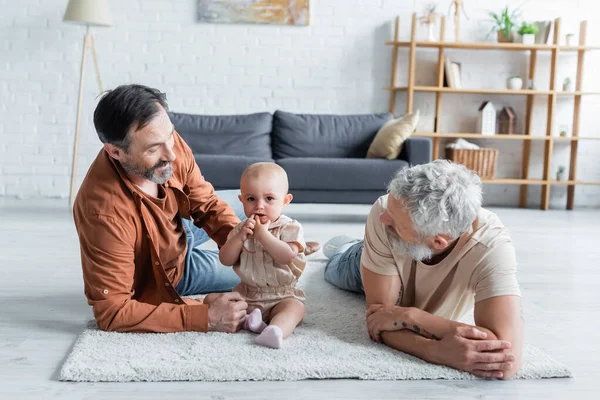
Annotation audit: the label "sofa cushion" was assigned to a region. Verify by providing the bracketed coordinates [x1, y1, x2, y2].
[367, 110, 420, 159]
[272, 110, 392, 159]
[276, 157, 409, 191]
[194, 154, 274, 189]
[170, 112, 272, 158]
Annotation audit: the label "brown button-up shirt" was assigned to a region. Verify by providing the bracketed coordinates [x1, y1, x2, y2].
[73, 131, 239, 333]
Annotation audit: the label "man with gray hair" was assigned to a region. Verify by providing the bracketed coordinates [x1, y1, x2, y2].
[323, 160, 523, 379]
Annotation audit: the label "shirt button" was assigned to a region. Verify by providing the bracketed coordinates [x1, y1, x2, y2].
[165, 282, 170, 286]
[174, 299, 179, 303]
[103, 289, 109, 294]
[155, 261, 159, 265]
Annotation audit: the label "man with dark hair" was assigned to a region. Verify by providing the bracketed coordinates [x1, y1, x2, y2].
[73, 84, 318, 333]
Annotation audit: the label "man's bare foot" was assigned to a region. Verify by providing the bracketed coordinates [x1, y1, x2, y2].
[305, 241, 321, 256]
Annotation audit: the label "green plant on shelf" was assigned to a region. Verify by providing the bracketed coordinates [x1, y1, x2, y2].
[487, 6, 521, 41]
[556, 166, 567, 181]
[518, 22, 538, 35]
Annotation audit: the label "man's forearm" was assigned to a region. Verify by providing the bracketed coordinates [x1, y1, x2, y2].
[402, 307, 499, 340]
[381, 330, 437, 363]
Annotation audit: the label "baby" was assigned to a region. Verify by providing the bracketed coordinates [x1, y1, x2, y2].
[219, 162, 306, 349]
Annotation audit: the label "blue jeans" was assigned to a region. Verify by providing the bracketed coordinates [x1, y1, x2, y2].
[175, 190, 246, 296]
[323, 241, 365, 294]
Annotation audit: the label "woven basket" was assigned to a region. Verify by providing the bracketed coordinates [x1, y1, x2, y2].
[445, 148, 499, 179]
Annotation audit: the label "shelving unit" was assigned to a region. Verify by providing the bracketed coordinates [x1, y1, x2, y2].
[386, 13, 600, 210]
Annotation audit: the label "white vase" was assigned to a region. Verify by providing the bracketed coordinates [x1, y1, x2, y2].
[522, 34, 535, 45]
[507, 77, 523, 90]
[427, 24, 436, 41]
[566, 35, 575, 46]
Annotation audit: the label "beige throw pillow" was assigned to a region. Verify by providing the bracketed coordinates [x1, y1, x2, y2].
[367, 110, 420, 159]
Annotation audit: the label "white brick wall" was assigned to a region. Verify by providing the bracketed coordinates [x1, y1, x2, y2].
[1, 0, 599, 207]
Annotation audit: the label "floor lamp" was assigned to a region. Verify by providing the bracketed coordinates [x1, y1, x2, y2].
[63, 0, 112, 206]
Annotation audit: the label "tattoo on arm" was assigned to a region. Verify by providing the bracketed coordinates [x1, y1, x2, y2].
[397, 321, 440, 340]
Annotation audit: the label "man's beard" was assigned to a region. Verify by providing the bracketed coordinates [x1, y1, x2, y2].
[387, 227, 433, 261]
[121, 159, 173, 184]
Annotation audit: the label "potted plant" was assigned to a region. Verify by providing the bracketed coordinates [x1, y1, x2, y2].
[487, 6, 520, 43]
[566, 33, 575, 46]
[507, 76, 523, 90]
[556, 166, 566, 181]
[518, 22, 538, 45]
[559, 125, 568, 137]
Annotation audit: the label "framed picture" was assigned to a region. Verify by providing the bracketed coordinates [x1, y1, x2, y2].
[197, 0, 310, 26]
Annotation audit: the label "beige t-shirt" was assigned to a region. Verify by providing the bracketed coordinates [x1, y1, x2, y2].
[361, 195, 521, 321]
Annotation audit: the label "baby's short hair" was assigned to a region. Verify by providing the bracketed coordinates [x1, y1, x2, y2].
[241, 162, 289, 192]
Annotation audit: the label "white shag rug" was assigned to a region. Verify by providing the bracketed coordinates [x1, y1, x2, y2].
[60, 259, 571, 382]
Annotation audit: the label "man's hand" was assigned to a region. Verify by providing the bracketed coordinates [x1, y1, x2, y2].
[253, 215, 271, 242]
[430, 325, 516, 379]
[236, 217, 255, 242]
[207, 292, 248, 333]
[366, 304, 406, 342]
[203, 293, 219, 305]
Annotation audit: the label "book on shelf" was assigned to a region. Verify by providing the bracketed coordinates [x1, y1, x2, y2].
[443, 57, 462, 88]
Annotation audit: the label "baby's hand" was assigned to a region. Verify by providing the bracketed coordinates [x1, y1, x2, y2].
[237, 217, 255, 242]
[253, 214, 271, 239]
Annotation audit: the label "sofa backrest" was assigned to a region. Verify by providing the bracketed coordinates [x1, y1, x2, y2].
[271, 110, 392, 159]
[169, 111, 273, 159]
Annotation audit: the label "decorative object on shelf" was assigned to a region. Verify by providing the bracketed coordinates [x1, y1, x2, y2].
[63, 0, 113, 206]
[197, 0, 309, 26]
[518, 22, 538, 45]
[367, 110, 420, 160]
[487, 6, 520, 43]
[419, 4, 441, 42]
[534, 21, 552, 44]
[498, 106, 517, 134]
[563, 77, 574, 91]
[507, 76, 523, 90]
[556, 166, 566, 181]
[446, 140, 498, 179]
[477, 101, 496, 135]
[559, 125, 568, 137]
[443, 57, 462, 88]
[448, 0, 469, 42]
[527, 78, 536, 90]
[566, 33, 575, 46]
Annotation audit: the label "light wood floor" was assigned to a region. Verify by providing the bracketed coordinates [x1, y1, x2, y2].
[1, 198, 598, 399]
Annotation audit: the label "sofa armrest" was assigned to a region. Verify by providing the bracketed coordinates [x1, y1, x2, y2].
[398, 137, 432, 165]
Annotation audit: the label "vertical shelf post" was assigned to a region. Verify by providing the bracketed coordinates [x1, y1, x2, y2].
[433, 16, 446, 160]
[567, 20, 587, 209]
[520, 50, 537, 208]
[407, 13, 418, 113]
[388, 17, 400, 115]
[541, 18, 561, 210]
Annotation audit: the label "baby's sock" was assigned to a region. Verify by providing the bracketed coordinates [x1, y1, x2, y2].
[243, 309, 267, 333]
[255, 325, 283, 349]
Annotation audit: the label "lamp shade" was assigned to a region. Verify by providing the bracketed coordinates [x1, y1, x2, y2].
[63, 0, 112, 27]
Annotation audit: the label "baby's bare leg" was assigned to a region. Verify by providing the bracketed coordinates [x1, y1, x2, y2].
[268, 298, 305, 338]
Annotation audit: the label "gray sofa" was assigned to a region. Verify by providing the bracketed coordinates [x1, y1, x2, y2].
[169, 110, 431, 204]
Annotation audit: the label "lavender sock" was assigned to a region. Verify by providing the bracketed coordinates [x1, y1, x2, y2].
[243, 309, 267, 333]
[255, 325, 283, 349]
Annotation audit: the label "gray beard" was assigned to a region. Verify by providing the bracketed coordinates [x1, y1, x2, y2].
[121, 160, 173, 184]
[387, 228, 434, 261]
